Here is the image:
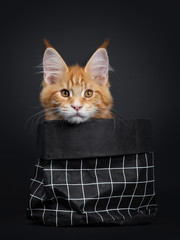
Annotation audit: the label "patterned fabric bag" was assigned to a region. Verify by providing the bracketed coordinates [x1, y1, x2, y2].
[27, 119, 157, 226]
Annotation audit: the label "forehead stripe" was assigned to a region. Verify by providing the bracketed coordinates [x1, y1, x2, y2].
[72, 75, 76, 84]
[78, 75, 82, 84]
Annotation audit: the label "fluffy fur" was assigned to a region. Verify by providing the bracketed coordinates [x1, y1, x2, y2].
[40, 41, 113, 124]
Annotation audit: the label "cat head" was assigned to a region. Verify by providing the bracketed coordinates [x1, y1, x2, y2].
[40, 42, 113, 124]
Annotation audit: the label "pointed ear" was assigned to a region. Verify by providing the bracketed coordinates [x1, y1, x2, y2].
[85, 48, 109, 86]
[43, 48, 68, 85]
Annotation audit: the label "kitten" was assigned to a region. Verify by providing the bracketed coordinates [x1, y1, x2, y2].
[40, 40, 113, 124]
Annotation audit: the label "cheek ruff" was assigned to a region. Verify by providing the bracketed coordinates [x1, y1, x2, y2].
[27, 119, 157, 226]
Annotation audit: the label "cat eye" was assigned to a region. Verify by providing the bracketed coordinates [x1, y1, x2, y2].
[84, 89, 93, 98]
[61, 89, 70, 98]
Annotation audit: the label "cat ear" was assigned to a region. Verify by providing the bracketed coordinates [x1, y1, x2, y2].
[43, 48, 68, 85]
[85, 48, 109, 86]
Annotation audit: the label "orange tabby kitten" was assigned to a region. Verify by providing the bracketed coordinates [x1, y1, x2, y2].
[40, 41, 113, 124]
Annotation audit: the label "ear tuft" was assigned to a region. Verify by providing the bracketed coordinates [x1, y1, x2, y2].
[99, 39, 110, 49]
[43, 48, 68, 85]
[43, 38, 53, 48]
[85, 48, 109, 86]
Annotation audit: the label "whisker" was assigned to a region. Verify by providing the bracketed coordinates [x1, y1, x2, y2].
[25, 107, 62, 134]
[30, 109, 61, 133]
[111, 108, 128, 126]
[25, 109, 46, 129]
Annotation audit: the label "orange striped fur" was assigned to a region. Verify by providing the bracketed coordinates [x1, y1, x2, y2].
[40, 41, 113, 123]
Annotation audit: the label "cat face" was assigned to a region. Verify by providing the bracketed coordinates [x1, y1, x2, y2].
[40, 46, 113, 124]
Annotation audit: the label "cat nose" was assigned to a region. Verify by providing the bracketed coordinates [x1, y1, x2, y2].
[71, 105, 82, 111]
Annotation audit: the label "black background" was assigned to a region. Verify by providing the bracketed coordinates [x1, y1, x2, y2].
[0, 0, 179, 239]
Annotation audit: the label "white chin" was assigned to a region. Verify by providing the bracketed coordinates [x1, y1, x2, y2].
[67, 116, 88, 124]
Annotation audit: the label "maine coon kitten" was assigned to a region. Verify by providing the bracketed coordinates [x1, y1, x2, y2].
[40, 40, 113, 124]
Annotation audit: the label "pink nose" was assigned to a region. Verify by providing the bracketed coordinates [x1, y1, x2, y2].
[71, 105, 82, 111]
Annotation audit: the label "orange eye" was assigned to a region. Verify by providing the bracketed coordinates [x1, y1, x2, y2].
[61, 89, 70, 98]
[84, 89, 93, 98]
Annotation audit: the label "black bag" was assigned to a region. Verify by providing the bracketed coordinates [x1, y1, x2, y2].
[27, 119, 157, 226]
